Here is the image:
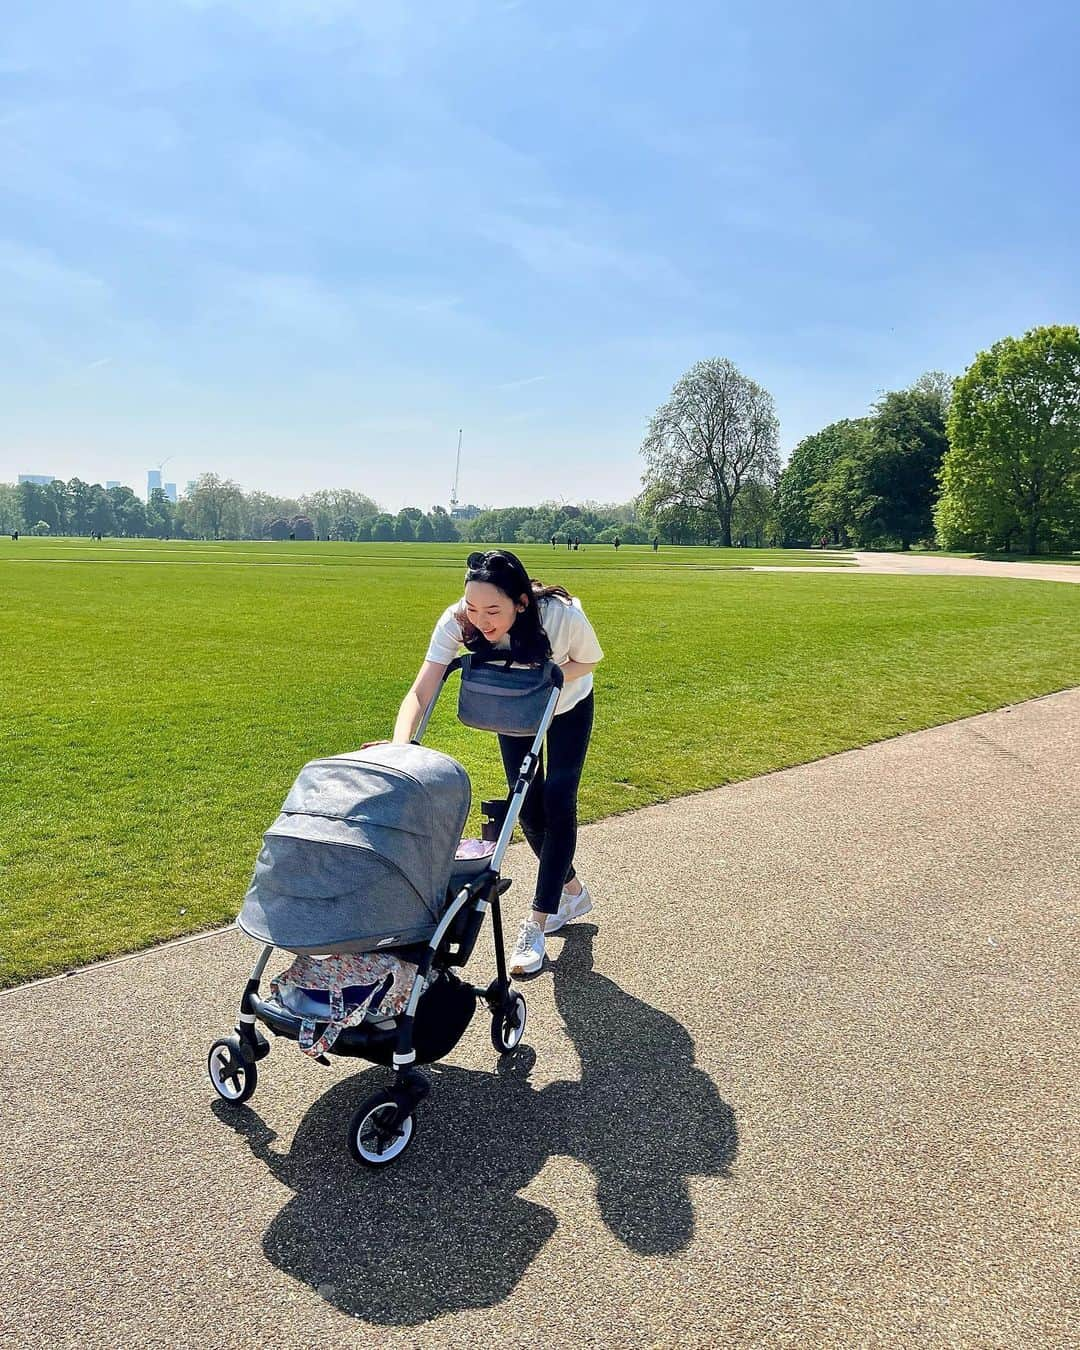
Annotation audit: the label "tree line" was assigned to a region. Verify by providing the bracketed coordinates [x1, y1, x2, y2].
[5, 326, 1076, 554]
[0, 475, 648, 545]
[644, 325, 1080, 554]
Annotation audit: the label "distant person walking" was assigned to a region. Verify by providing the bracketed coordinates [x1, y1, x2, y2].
[613, 536, 620, 551]
[652, 536, 659, 552]
[393, 548, 604, 976]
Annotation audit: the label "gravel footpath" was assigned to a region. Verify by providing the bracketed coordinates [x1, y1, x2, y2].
[2, 690, 1077, 1349]
[752, 551, 1080, 583]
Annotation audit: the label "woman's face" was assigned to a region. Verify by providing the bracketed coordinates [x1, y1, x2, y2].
[465, 580, 527, 643]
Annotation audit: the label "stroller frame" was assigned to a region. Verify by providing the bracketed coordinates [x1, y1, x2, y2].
[208, 655, 564, 1166]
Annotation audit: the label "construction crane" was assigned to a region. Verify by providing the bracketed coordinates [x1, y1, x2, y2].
[449, 429, 463, 514]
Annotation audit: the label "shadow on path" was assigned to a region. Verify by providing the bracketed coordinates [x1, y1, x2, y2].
[214, 925, 737, 1324]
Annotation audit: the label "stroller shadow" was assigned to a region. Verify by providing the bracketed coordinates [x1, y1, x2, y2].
[215, 925, 737, 1325]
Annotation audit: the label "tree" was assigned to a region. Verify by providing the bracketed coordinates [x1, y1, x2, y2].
[937, 326, 1080, 555]
[30, 519, 51, 535]
[267, 517, 290, 541]
[0, 483, 20, 533]
[146, 487, 175, 539]
[415, 514, 435, 542]
[332, 514, 359, 542]
[290, 514, 316, 541]
[17, 482, 51, 533]
[371, 514, 395, 542]
[805, 438, 871, 545]
[244, 491, 300, 538]
[87, 485, 116, 536]
[776, 420, 870, 545]
[66, 478, 95, 535]
[428, 506, 459, 543]
[105, 485, 145, 537]
[515, 515, 555, 544]
[731, 478, 777, 547]
[641, 358, 781, 547]
[300, 489, 381, 539]
[863, 378, 951, 549]
[394, 511, 416, 542]
[45, 479, 72, 534]
[638, 481, 711, 543]
[188, 473, 244, 539]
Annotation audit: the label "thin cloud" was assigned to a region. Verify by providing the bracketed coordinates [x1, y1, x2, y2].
[498, 375, 548, 390]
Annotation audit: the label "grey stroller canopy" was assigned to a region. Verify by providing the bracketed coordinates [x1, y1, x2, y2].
[238, 743, 471, 955]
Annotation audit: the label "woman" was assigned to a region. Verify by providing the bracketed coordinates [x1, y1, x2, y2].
[393, 549, 603, 975]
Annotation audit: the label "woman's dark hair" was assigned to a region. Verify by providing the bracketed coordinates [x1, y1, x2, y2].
[457, 548, 572, 664]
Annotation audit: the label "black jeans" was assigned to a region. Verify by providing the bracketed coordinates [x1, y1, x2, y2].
[497, 692, 594, 915]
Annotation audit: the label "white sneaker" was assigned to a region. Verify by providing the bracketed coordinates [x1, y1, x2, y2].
[544, 882, 593, 934]
[508, 920, 545, 975]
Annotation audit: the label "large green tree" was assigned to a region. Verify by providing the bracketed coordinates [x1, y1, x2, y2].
[300, 489, 381, 539]
[185, 473, 244, 539]
[65, 478, 96, 535]
[145, 487, 175, 538]
[860, 376, 951, 549]
[17, 482, 52, 533]
[641, 358, 780, 548]
[87, 485, 116, 536]
[936, 326, 1080, 554]
[427, 505, 459, 542]
[776, 419, 871, 545]
[0, 483, 21, 532]
[108, 486, 147, 537]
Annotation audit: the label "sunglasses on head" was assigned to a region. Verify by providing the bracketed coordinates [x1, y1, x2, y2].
[465, 550, 510, 572]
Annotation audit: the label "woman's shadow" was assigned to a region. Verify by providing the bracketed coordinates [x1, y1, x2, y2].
[214, 925, 737, 1325]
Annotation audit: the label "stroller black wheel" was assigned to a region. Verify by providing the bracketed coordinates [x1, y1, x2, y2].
[491, 990, 527, 1054]
[348, 1090, 416, 1167]
[207, 1036, 257, 1104]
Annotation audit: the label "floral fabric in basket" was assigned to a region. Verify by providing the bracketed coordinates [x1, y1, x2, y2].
[270, 951, 418, 1058]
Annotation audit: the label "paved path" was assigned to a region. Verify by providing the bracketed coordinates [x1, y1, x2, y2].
[2, 692, 1078, 1348]
[753, 550, 1080, 583]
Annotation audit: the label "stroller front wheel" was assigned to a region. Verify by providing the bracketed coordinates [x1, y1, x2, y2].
[348, 1090, 417, 1167]
[207, 1036, 258, 1104]
[491, 990, 527, 1054]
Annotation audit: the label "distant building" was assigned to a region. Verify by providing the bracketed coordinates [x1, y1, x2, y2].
[451, 504, 482, 520]
[18, 474, 55, 486]
[186, 481, 197, 497]
[147, 469, 162, 500]
[164, 483, 177, 503]
[106, 480, 121, 490]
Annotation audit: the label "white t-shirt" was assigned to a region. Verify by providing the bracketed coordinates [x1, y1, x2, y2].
[425, 593, 603, 716]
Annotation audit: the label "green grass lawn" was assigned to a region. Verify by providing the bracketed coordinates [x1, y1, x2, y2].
[2, 537, 1077, 987]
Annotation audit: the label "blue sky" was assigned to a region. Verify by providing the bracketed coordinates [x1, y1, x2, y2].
[2, 0, 1077, 509]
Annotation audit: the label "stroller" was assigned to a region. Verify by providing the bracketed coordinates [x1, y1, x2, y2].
[207, 653, 564, 1166]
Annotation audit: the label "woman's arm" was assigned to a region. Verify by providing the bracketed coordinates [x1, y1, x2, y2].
[560, 659, 599, 684]
[392, 660, 449, 744]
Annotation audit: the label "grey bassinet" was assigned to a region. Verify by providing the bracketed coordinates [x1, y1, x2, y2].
[237, 742, 471, 955]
